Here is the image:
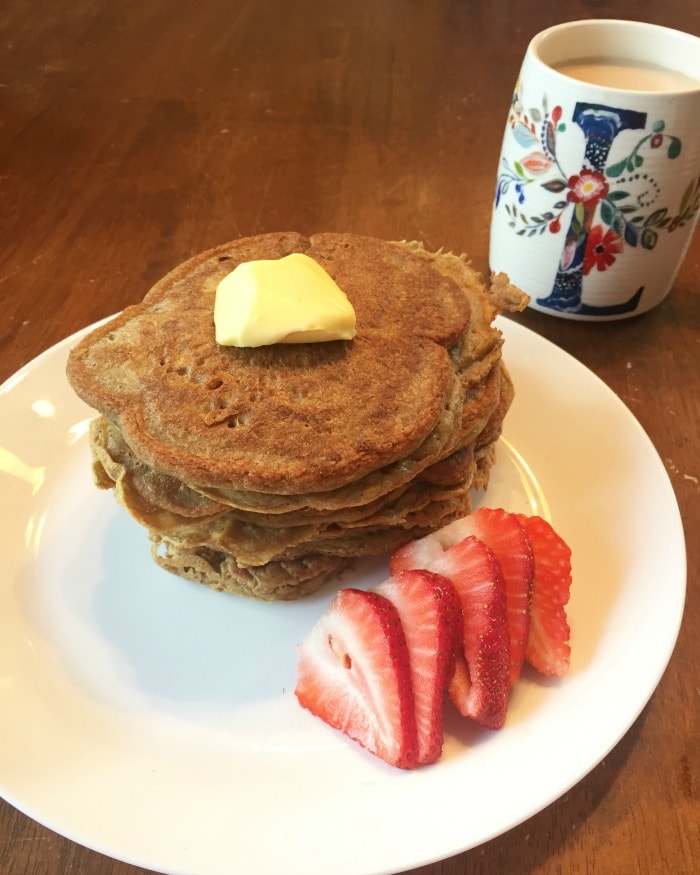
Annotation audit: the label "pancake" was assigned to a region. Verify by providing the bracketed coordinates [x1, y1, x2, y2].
[67, 233, 472, 495]
[67, 233, 528, 600]
[151, 541, 352, 601]
[89, 415, 477, 532]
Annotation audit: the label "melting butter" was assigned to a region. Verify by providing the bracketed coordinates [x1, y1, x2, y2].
[214, 253, 356, 347]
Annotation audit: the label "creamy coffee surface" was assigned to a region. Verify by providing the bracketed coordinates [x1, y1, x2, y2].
[553, 57, 699, 92]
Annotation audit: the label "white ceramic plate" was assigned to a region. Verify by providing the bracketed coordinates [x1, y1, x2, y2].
[0, 318, 686, 875]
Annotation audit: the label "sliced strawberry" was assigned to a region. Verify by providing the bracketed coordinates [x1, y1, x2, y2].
[392, 535, 510, 730]
[392, 507, 533, 686]
[374, 569, 463, 764]
[442, 508, 534, 685]
[295, 587, 419, 768]
[440, 537, 510, 728]
[516, 515, 572, 676]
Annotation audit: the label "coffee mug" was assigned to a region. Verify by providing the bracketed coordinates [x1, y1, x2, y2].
[489, 19, 700, 320]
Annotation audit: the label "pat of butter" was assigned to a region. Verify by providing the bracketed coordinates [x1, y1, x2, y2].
[214, 253, 356, 347]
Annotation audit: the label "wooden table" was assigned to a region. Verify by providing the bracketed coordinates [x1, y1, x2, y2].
[1, 2, 697, 873]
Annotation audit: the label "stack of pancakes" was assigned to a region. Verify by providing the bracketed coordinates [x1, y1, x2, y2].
[66, 233, 527, 601]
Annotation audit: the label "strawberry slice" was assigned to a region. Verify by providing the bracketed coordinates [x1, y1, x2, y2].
[392, 535, 510, 730]
[516, 515, 572, 676]
[374, 569, 463, 764]
[295, 587, 419, 769]
[439, 507, 534, 685]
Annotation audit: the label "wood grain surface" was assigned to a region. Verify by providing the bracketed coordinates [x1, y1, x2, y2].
[1, 2, 698, 873]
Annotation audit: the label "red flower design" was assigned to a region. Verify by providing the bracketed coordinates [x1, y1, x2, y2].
[583, 225, 624, 275]
[567, 169, 609, 204]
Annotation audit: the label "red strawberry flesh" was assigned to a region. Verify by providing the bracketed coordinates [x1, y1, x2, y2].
[374, 569, 463, 764]
[392, 534, 510, 730]
[516, 515, 572, 676]
[442, 507, 534, 685]
[295, 588, 419, 768]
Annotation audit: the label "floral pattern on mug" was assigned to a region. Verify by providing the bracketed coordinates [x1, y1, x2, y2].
[494, 89, 700, 315]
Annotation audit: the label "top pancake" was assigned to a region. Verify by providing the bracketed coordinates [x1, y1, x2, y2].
[67, 233, 503, 495]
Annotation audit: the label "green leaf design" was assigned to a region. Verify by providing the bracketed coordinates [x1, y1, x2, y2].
[606, 158, 628, 178]
[624, 223, 639, 246]
[530, 108, 542, 122]
[572, 202, 586, 234]
[612, 212, 627, 237]
[679, 179, 698, 216]
[645, 208, 668, 227]
[641, 228, 658, 250]
[514, 161, 526, 178]
[607, 190, 630, 202]
[600, 199, 614, 226]
[667, 138, 682, 159]
[652, 119, 665, 133]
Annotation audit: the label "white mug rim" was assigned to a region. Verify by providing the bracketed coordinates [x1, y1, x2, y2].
[528, 19, 700, 96]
